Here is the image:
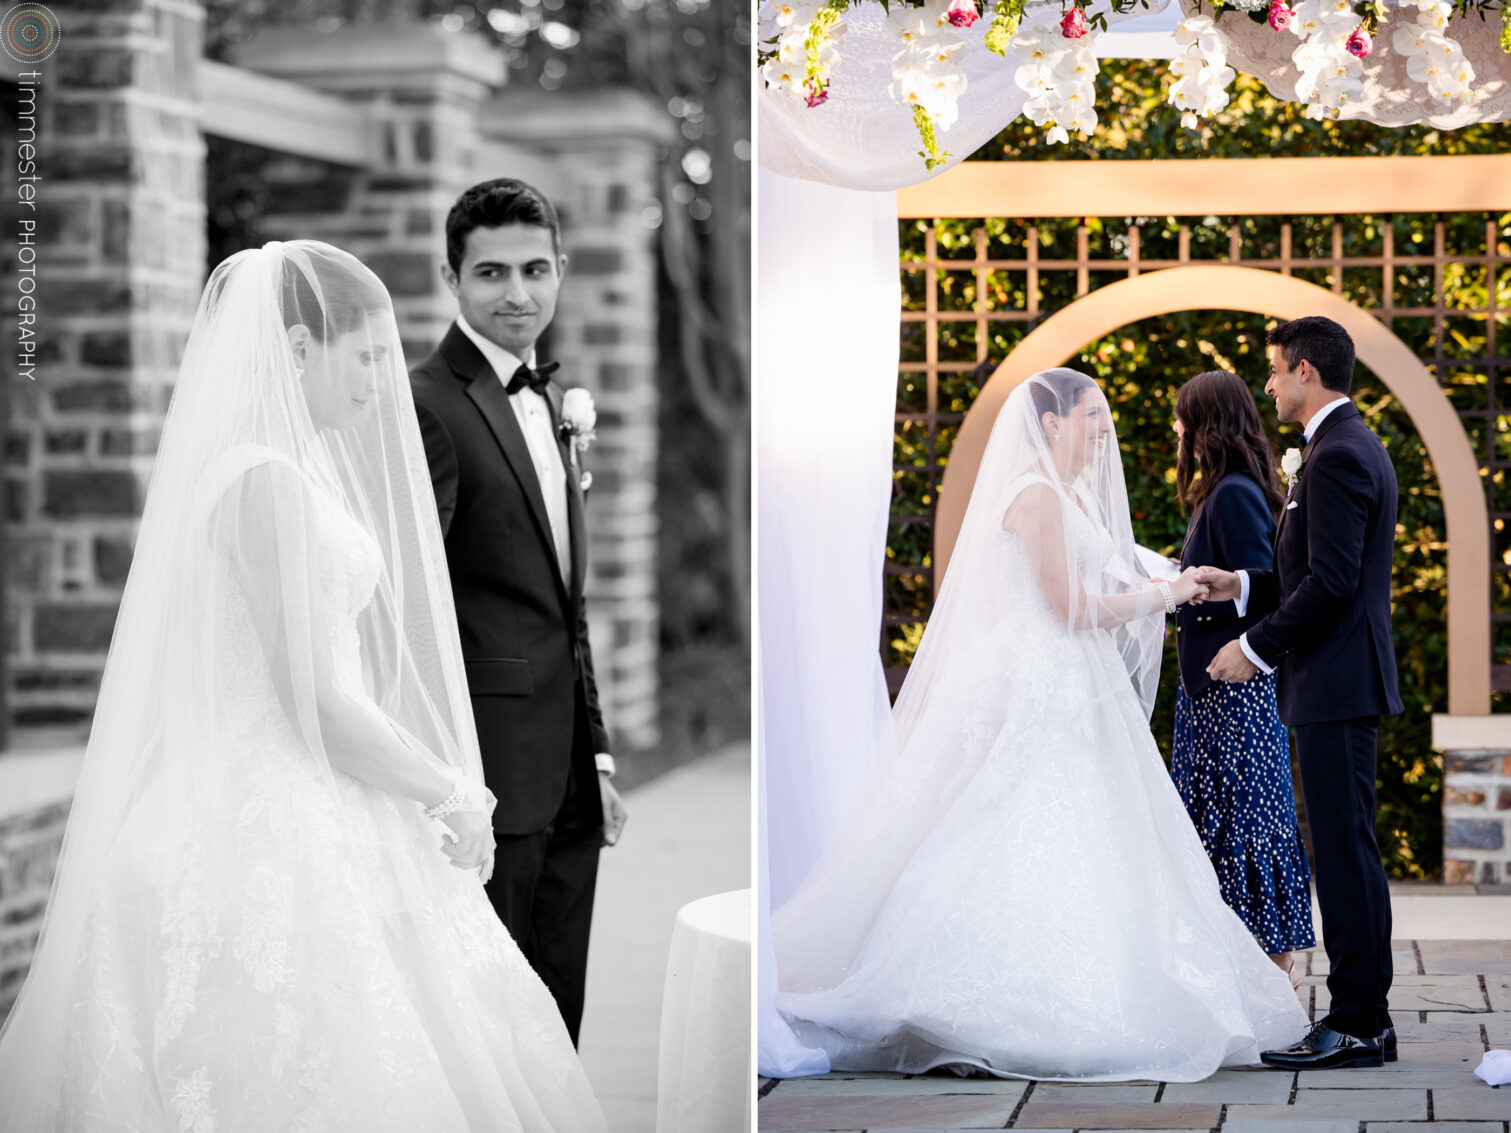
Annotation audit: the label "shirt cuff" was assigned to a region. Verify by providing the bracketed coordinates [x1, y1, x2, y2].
[1235, 570, 1250, 619]
[1238, 632, 1275, 675]
[594, 753, 616, 777]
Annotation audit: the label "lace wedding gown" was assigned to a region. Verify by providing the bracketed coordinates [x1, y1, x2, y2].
[55, 455, 608, 1132]
[775, 476, 1309, 1082]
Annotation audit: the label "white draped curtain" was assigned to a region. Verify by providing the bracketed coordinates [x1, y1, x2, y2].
[755, 167, 899, 1074]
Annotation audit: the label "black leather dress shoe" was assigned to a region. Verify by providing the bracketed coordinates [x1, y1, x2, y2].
[1260, 1023, 1384, 1069]
[1382, 1025, 1397, 1063]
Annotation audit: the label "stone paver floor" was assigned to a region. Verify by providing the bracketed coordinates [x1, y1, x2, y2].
[759, 939, 1510, 1132]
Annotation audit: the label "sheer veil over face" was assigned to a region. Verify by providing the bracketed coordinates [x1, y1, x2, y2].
[0, 241, 486, 1123]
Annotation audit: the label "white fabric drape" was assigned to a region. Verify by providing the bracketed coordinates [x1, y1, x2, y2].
[755, 168, 899, 1076]
[758, 5, 1034, 191]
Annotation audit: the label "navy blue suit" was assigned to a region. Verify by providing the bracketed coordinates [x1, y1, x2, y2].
[1242, 400, 1403, 1041]
[1176, 472, 1276, 699]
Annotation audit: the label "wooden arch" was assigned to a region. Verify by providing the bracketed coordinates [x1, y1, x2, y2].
[934, 265, 1490, 717]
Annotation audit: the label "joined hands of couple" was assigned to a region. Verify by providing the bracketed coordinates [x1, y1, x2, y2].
[1185, 566, 1261, 686]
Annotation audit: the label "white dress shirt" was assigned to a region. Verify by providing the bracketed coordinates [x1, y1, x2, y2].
[456, 315, 571, 587]
[1235, 396, 1352, 673]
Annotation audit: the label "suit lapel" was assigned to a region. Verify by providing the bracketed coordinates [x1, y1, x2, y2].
[1277, 401, 1359, 539]
[441, 325, 572, 611]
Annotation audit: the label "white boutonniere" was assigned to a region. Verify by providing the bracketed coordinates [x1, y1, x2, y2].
[1281, 447, 1303, 491]
[559, 388, 597, 489]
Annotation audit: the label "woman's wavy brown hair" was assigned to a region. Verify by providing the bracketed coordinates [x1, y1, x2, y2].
[1174, 370, 1284, 519]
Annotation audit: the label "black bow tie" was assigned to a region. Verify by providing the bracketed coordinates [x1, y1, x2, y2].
[505, 361, 559, 395]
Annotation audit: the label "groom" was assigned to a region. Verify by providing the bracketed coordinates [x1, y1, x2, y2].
[1201, 316, 1403, 1070]
[410, 178, 628, 1045]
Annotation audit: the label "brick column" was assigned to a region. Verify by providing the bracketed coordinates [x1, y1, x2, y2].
[1442, 750, 1511, 884]
[482, 90, 672, 751]
[231, 25, 509, 362]
[5, 0, 205, 731]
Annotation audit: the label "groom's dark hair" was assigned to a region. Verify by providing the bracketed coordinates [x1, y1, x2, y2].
[1266, 316, 1355, 393]
[446, 178, 561, 272]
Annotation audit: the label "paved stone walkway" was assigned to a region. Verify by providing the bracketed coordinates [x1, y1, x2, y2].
[759, 939, 1511, 1132]
[578, 743, 751, 1133]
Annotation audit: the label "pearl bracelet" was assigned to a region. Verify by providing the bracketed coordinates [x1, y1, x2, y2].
[424, 777, 466, 820]
[1157, 580, 1176, 615]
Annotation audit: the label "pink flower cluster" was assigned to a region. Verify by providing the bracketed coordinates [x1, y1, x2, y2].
[946, 0, 979, 27]
[1061, 5, 1089, 38]
[1267, 0, 1295, 31]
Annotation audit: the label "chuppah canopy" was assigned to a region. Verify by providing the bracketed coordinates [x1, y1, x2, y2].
[760, 0, 1511, 186]
[754, 0, 1511, 1079]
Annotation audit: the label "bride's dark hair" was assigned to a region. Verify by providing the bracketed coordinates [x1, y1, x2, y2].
[1174, 370, 1284, 517]
[1028, 368, 1098, 423]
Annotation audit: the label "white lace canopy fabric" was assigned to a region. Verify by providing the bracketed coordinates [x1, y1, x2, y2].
[758, 0, 1511, 194]
[1183, 0, 1511, 128]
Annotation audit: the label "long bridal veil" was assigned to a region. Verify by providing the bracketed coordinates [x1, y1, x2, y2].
[0, 243, 491, 1124]
[774, 369, 1167, 997]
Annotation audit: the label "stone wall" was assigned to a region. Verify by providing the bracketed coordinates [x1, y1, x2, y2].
[485, 91, 672, 751]
[6, 0, 205, 729]
[1442, 749, 1511, 884]
[0, 749, 82, 1018]
[0, 800, 69, 1015]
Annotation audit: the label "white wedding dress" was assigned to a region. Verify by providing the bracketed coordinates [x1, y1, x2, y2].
[0, 243, 608, 1131]
[773, 372, 1308, 1082]
[55, 459, 606, 1131]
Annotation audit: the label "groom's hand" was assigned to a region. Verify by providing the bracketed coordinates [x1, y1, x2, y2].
[599, 772, 628, 847]
[1193, 566, 1242, 603]
[1207, 638, 1258, 683]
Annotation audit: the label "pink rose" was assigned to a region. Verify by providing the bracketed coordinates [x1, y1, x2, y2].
[1267, 0, 1295, 30]
[1345, 26, 1372, 56]
[1060, 5, 1089, 38]
[804, 81, 828, 108]
[946, 0, 980, 27]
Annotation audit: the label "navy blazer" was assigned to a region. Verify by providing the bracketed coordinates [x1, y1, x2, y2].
[410, 324, 609, 835]
[1177, 472, 1277, 700]
[1244, 402, 1404, 727]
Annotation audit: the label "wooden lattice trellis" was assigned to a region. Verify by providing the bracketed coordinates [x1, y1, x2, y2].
[884, 157, 1511, 707]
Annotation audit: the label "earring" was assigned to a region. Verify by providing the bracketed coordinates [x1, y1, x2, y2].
[1053, 433, 1062, 443]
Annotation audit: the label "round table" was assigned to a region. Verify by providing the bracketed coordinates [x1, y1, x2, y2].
[656, 888, 751, 1133]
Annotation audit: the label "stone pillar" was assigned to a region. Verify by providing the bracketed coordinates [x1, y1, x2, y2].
[231, 25, 513, 361]
[482, 90, 672, 751]
[1442, 749, 1511, 884]
[5, 0, 205, 732]
[234, 37, 662, 750]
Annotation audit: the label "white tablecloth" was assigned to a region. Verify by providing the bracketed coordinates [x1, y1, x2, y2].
[656, 888, 752, 1133]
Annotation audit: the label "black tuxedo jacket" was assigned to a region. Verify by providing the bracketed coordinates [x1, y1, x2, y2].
[1244, 402, 1404, 727]
[410, 324, 609, 835]
[1176, 472, 1276, 700]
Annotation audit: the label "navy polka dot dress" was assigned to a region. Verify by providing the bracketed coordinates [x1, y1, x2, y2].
[1172, 670, 1316, 954]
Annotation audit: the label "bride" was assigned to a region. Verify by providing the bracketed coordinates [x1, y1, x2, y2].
[0, 243, 607, 1131]
[773, 368, 1308, 1081]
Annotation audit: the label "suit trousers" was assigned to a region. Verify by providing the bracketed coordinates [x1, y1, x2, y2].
[484, 689, 603, 1047]
[1294, 716, 1393, 1040]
